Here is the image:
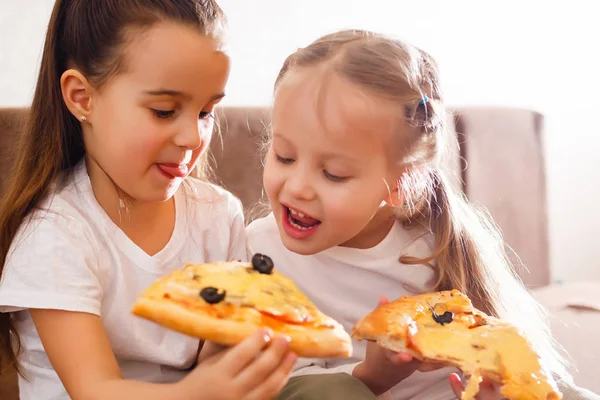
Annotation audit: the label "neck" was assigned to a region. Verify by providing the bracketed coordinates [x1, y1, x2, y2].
[340, 205, 397, 249]
[84, 157, 173, 228]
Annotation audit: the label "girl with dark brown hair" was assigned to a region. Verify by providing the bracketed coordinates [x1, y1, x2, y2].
[0, 1, 295, 399]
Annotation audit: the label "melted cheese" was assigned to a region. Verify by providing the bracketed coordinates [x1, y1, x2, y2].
[353, 290, 562, 400]
[410, 321, 560, 400]
[163, 261, 330, 326]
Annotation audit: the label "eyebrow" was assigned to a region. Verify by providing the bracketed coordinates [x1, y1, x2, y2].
[144, 89, 226, 102]
[322, 151, 360, 164]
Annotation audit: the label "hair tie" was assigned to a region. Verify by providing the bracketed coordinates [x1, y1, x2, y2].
[419, 94, 429, 105]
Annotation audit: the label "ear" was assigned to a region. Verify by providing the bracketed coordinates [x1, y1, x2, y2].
[60, 69, 93, 123]
[382, 176, 403, 208]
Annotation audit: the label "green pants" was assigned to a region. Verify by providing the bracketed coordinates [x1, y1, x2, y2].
[277, 373, 377, 400]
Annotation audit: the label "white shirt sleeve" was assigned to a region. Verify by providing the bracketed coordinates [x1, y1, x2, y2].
[227, 197, 248, 262]
[0, 214, 102, 315]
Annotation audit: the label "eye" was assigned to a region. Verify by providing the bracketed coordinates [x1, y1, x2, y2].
[324, 170, 348, 182]
[151, 109, 175, 119]
[275, 154, 295, 164]
[199, 111, 214, 120]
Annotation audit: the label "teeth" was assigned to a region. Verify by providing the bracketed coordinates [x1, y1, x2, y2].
[289, 208, 307, 218]
[288, 213, 310, 230]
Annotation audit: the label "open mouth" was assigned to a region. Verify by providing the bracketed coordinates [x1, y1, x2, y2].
[286, 206, 321, 231]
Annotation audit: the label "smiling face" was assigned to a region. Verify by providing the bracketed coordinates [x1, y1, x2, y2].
[264, 67, 409, 255]
[84, 21, 230, 203]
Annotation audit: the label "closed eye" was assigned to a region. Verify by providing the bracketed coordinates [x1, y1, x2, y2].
[199, 111, 214, 120]
[151, 109, 175, 119]
[324, 170, 348, 182]
[275, 154, 295, 164]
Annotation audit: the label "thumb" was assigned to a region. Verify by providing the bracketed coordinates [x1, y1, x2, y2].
[449, 373, 465, 399]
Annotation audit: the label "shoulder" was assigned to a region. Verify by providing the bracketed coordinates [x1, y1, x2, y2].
[246, 213, 290, 259]
[6, 164, 105, 266]
[7, 203, 98, 271]
[246, 213, 279, 241]
[401, 226, 435, 259]
[15, 175, 98, 252]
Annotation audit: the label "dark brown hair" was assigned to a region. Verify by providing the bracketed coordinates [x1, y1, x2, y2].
[271, 29, 570, 383]
[0, 0, 226, 375]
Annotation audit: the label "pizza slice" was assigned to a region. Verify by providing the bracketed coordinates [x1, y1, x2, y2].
[352, 290, 561, 400]
[132, 253, 352, 358]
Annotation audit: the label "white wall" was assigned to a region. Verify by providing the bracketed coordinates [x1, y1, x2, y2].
[1, 0, 599, 282]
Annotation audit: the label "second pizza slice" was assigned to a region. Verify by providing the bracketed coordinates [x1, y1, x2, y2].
[352, 290, 561, 400]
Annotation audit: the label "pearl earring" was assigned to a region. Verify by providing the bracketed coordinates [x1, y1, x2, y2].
[80, 116, 87, 122]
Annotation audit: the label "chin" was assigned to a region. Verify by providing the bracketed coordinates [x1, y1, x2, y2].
[135, 184, 181, 203]
[280, 234, 330, 256]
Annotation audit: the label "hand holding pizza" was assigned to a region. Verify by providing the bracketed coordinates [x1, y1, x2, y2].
[450, 373, 505, 400]
[177, 329, 297, 400]
[352, 296, 444, 395]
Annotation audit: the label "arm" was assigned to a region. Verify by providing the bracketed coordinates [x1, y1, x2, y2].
[32, 309, 297, 400]
[31, 309, 183, 400]
[3, 213, 293, 400]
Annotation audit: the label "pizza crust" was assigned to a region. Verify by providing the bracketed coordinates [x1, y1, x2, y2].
[133, 294, 352, 358]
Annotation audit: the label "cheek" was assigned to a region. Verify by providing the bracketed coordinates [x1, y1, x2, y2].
[98, 99, 160, 154]
[120, 121, 168, 164]
[325, 183, 385, 220]
[262, 157, 281, 200]
[199, 124, 214, 153]
[186, 121, 215, 163]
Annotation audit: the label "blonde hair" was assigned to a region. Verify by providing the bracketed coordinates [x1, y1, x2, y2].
[272, 29, 571, 383]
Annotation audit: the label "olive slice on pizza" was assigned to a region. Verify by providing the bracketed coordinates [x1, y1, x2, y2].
[352, 290, 561, 400]
[132, 254, 352, 358]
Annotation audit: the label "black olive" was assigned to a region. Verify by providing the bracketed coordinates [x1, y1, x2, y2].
[200, 287, 226, 304]
[251, 253, 274, 274]
[432, 310, 454, 325]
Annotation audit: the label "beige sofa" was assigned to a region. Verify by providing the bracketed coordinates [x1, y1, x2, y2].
[0, 106, 598, 399]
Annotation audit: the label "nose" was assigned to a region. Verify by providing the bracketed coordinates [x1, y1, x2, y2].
[173, 118, 209, 150]
[285, 166, 317, 201]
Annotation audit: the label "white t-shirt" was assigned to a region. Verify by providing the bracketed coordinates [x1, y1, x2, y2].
[0, 162, 247, 400]
[246, 213, 457, 400]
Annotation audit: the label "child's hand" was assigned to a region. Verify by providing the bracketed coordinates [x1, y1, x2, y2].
[178, 329, 297, 400]
[353, 296, 444, 395]
[449, 373, 504, 400]
[197, 339, 228, 363]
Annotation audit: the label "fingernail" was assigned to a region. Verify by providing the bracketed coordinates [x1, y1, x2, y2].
[259, 328, 273, 342]
[281, 335, 292, 343]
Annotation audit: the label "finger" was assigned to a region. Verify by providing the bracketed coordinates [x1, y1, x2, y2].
[387, 351, 413, 364]
[219, 328, 273, 375]
[198, 340, 229, 363]
[378, 296, 389, 307]
[449, 373, 465, 399]
[235, 337, 292, 389]
[477, 378, 503, 400]
[245, 351, 297, 400]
